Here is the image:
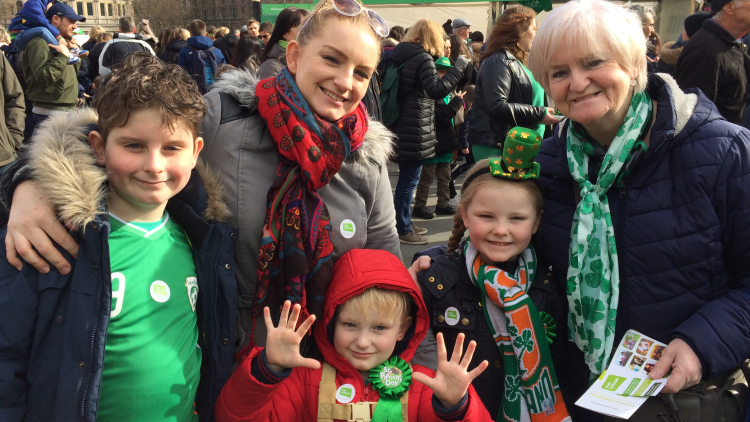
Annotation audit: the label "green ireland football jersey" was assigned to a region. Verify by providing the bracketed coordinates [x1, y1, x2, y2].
[97, 212, 201, 422]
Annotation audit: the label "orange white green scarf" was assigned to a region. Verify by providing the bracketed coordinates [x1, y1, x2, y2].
[465, 240, 570, 422]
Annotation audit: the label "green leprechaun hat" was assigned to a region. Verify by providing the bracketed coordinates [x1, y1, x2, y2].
[434, 56, 453, 70]
[491, 127, 542, 179]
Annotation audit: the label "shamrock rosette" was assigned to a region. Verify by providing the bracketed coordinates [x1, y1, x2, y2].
[369, 357, 413, 422]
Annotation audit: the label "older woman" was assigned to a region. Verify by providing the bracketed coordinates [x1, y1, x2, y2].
[528, 0, 750, 418]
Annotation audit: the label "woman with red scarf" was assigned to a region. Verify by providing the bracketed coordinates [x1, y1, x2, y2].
[0, 0, 431, 376]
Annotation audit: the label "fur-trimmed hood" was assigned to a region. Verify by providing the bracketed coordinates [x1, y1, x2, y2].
[210, 67, 395, 168]
[28, 108, 230, 229]
[659, 41, 684, 66]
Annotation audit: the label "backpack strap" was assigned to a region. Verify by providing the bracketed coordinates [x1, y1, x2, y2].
[317, 363, 409, 422]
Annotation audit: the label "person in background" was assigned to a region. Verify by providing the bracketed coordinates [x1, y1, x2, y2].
[207, 25, 217, 41]
[258, 21, 273, 46]
[0, 28, 8, 47]
[452, 18, 472, 42]
[257, 7, 308, 79]
[0, 52, 23, 175]
[136, 19, 157, 50]
[377, 26, 404, 84]
[81, 25, 104, 51]
[238, 24, 248, 37]
[413, 56, 465, 219]
[655, 12, 711, 78]
[442, 19, 453, 35]
[86, 31, 111, 80]
[628, 5, 659, 73]
[98, 16, 155, 76]
[214, 27, 228, 39]
[159, 28, 189, 65]
[178, 19, 226, 94]
[214, 25, 239, 63]
[675, 0, 750, 124]
[155, 26, 173, 55]
[230, 34, 262, 72]
[247, 18, 260, 38]
[469, 31, 483, 67]
[470, 6, 558, 161]
[450, 33, 473, 89]
[390, 18, 469, 243]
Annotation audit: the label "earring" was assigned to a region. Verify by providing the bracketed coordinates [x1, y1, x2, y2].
[630, 78, 637, 87]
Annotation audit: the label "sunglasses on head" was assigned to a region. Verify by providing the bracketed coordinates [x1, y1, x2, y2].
[298, 0, 389, 39]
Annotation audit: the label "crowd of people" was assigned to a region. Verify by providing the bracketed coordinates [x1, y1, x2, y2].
[0, 0, 749, 421]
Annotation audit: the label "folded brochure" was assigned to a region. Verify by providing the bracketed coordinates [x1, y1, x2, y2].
[576, 329, 670, 419]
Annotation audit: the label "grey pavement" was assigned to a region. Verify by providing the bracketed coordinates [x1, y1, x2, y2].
[387, 162, 468, 266]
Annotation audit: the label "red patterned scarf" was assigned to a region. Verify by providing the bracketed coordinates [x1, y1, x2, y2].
[253, 68, 367, 336]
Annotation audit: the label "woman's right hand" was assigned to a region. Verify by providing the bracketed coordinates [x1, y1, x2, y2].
[6, 181, 78, 274]
[540, 107, 562, 125]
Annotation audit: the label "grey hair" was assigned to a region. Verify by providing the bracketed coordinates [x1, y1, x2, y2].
[528, 0, 647, 93]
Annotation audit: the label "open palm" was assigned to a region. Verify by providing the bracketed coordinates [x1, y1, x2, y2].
[264, 301, 321, 372]
[412, 333, 488, 408]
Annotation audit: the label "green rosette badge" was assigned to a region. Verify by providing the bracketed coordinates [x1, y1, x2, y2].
[369, 357, 412, 422]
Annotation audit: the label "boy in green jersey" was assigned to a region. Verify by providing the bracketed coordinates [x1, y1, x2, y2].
[0, 53, 238, 422]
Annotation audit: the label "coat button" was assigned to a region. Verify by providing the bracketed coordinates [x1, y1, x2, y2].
[53, 315, 64, 325]
[494, 360, 501, 369]
[91, 222, 99, 231]
[225, 263, 231, 270]
[79, 361, 85, 369]
[230, 233, 236, 240]
[461, 318, 469, 326]
[222, 338, 229, 346]
[547, 272, 552, 277]
[428, 277, 435, 283]
[437, 284, 443, 290]
[544, 280, 550, 284]
[478, 302, 482, 307]
[437, 315, 445, 323]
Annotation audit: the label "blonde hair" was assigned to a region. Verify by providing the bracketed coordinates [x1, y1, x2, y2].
[87, 25, 106, 42]
[297, 0, 380, 57]
[447, 159, 544, 253]
[340, 287, 412, 325]
[215, 26, 229, 38]
[402, 19, 445, 57]
[527, 0, 647, 94]
[0, 28, 9, 46]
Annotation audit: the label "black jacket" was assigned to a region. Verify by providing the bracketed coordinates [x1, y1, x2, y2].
[470, 49, 546, 148]
[434, 93, 463, 156]
[654, 40, 685, 78]
[675, 19, 750, 124]
[86, 42, 105, 81]
[99, 33, 154, 76]
[213, 34, 238, 64]
[389, 42, 465, 161]
[159, 38, 188, 65]
[416, 244, 571, 420]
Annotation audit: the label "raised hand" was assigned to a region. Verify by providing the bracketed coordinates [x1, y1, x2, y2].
[263, 301, 321, 373]
[412, 333, 488, 408]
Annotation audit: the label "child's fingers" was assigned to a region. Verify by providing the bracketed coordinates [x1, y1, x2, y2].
[263, 307, 274, 330]
[467, 360, 489, 381]
[297, 314, 316, 336]
[412, 371, 435, 391]
[436, 332, 448, 362]
[279, 300, 291, 325]
[460, 340, 478, 370]
[300, 357, 322, 370]
[287, 303, 302, 329]
[451, 333, 465, 363]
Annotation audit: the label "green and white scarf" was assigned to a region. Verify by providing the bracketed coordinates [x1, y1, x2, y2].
[565, 90, 653, 375]
[466, 241, 570, 422]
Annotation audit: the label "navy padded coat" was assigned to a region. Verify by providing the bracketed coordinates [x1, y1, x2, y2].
[536, 74, 750, 416]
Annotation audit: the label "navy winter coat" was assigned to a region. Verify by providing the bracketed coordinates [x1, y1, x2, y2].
[0, 110, 238, 422]
[537, 74, 750, 419]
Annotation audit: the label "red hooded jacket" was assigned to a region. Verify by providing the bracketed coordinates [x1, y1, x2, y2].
[214, 249, 492, 422]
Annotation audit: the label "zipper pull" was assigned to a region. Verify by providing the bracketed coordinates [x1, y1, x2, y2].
[619, 187, 627, 199]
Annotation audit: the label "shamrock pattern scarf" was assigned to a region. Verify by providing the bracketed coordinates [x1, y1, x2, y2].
[565, 90, 652, 375]
[254, 68, 367, 328]
[465, 241, 570, 422]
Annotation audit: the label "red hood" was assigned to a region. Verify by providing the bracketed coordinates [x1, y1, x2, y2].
[314, 249, 428, 380]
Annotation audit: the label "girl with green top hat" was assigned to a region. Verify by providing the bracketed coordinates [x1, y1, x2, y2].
[415, 127, 572, 421]
[469, 6, 560, 162]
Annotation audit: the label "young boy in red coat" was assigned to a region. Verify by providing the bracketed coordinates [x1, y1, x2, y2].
[215, 249, 492, 422]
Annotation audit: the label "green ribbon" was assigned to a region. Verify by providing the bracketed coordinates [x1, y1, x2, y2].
[369, 357, 412, 422]
[539, 311, 557, 345]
